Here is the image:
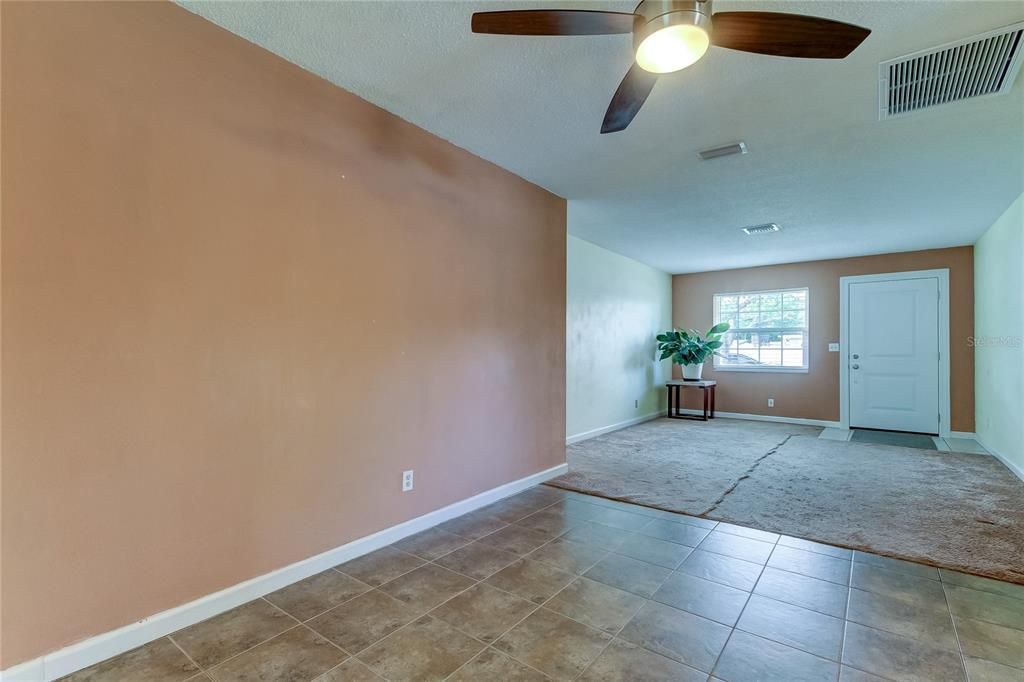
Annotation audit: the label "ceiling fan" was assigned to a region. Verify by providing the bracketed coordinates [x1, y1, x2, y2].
[471, 1, 871, 133]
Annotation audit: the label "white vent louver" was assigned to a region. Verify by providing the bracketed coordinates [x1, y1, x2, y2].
[698, 142, 748, 160]
[879, 23, 1024, 120]
[742, 223, 780, 235]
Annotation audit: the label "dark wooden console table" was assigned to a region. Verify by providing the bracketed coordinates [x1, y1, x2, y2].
[666, 379, 716, 421]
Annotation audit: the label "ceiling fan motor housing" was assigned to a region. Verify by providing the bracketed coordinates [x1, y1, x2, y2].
[633, 0, 713, 51]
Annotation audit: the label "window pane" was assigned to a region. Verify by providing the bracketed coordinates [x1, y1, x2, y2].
[781, 309, 806, 328]
[758, 311, 784, 328]
[782, 349, 805, 367]
[783, 290, 807, 308]
[782, 332, 805, 349]
[738, 312, 759, 328]
[718, 295, 738, 312]
[738, 295, 758, 313]
[759, 292, 782, 310]
[759, 332, 783, 366]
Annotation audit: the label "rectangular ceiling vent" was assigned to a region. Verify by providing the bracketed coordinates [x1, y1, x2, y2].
[741, 223, 780, 236]
[879, 22, 1024, 120]
[698, 142, 747, 160]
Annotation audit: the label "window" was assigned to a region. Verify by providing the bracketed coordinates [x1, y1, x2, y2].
[713, 288, 809, 372]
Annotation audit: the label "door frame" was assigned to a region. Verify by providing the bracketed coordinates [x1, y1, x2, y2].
[839, 268, 951, 437]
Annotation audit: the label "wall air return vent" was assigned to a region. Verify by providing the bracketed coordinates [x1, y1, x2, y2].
[879, 23, 1024, 120]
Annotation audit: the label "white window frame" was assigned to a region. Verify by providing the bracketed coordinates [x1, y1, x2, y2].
[712, 287, 810, 373]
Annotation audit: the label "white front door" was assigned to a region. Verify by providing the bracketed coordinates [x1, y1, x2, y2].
[849, 277, 940, 434]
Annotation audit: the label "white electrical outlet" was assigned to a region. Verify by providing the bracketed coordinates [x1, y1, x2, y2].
[768, 398, 775, 408]
[828, 343, 840, 352]
[402, 470, 414, 492]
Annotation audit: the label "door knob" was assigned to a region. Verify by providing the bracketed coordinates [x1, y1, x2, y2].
[852, 364, 860, 370]
[852, 354, 860, 359]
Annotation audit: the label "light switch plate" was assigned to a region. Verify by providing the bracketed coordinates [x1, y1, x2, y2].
[828, 343, 840, 352]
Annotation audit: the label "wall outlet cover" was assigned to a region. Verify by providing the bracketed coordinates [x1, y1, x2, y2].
[828, 343, 840, 352]
[767, 398, 775, 408]
[402, 470, 414, 492]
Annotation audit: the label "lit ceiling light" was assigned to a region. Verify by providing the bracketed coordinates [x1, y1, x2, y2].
[634, 1, 712, 74]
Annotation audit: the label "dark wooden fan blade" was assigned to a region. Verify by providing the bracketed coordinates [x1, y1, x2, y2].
[601, 64, 658, 134]
[471, 10, 636, 36]
[712, 12, 870, 59]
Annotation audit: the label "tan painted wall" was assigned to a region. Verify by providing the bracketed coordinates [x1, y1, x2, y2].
[0, 1, 566, 667]
[672, 248, 974, 430]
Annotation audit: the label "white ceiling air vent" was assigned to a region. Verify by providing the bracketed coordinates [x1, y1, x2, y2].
[879, 23, 1024, 120]
[698, 142, 748, 160]
[741, 223, 780, 235]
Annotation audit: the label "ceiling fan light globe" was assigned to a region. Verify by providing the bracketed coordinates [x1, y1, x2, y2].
[635, 23, 709, 73]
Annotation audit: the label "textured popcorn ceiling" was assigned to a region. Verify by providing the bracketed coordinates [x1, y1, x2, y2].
[180, 1, 1024, 273]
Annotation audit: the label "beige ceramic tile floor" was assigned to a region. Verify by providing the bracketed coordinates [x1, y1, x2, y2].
[64, 485, 1024, 681]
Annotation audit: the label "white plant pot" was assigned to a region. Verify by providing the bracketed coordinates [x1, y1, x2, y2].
[681, 363, 704, 381]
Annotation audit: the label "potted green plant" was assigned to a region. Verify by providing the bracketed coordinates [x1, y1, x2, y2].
[656, 323, 730, 381]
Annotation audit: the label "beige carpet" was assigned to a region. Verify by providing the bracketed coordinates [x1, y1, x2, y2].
[549, 418, 1024, 584]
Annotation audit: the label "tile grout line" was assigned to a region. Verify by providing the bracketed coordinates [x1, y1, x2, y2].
[430, 549, 654, 681]
[729, 546, 849, 667]
[569, 589, 652, 681]
[704, 531, 780, 678]
[324, 497, 581, 680]
[166, 634, 206, 678]
[311, 492, 580, 678]
[837, 551, 856, 676]
[581, 531, 698, 676]
[193, 619, 303, 680]
[167, 598, 305, 678]
[291, 622, 356, 680]
[337, 582, 487, 678]
[939, 573, 973, 682]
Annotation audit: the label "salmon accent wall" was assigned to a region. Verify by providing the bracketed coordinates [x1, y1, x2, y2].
[672, 247, 974, 431]
[0, 1, 566, 667]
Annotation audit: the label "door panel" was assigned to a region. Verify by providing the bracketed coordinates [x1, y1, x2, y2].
[849, 277, 939, 434]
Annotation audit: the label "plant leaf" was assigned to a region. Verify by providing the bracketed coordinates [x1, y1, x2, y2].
[708, 322, 730, 335]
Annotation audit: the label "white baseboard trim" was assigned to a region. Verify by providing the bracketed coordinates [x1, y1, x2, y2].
[976, 436, 1024, 483]
[0, 463, 568, 682]
[674, 408, 842, 429]
[566, 411, 662, 445]
[949, 431, 978, 440]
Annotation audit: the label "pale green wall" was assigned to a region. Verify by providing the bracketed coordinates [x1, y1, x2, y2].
[567, 235, 672, 440]
[974, 193, 1024, 476]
